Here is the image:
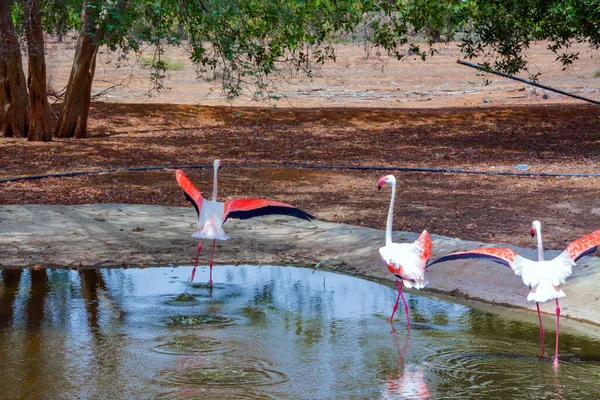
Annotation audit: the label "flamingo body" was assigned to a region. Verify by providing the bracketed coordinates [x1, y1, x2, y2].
[193, 200, 229, 240]
[380, 230, 431, 289]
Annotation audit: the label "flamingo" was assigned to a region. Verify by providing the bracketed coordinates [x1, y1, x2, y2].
[427, 220, 600, 366]
[176, 159, 314, 287]
[378, 175, 432, 329]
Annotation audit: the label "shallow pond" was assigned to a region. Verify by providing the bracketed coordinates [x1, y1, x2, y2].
[0, 265, 599, 399]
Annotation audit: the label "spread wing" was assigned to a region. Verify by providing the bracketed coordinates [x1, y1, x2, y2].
[427, 247, 521, 273]
[223, 199, 314, 222]
[175, 170, 204, 217]
[565, 230, 600, 262]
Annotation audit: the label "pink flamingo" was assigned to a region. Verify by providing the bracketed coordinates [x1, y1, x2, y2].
[176, 160, 313, 287]
[378, 175, 432, 329]
[427, 220, 600, 366]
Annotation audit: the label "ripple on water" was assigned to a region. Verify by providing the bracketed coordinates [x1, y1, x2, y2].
[165, 314, 235, 328]
[151, 335, 228, 355]
[421, 343, 600, 399]
[156, 387, 278, 400]
[164, 293, 199, 306]
[188, 282, 244, 300]
[161, 363, 288, 387]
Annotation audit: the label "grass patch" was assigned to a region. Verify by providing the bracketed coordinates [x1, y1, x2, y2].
[594, 70, 600, 78]
[139, 55, 185, 71]
[173, 293, 195, 302]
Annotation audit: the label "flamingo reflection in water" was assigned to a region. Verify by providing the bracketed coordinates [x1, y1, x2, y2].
[383, 328, 431, 400]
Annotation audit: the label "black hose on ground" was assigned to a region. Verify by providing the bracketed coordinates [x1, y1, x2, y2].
[1, 163, 600, 184]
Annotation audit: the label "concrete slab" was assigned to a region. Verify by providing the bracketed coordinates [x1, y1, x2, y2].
[2, 204, 600, 338]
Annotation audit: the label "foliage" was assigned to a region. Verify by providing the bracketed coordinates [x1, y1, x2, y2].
[460, 0, 600, 76]
[5, 0, 600, 110]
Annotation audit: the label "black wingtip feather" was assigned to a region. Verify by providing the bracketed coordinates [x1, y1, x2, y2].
[184, 192, 200, 217]
[227, 206, 315, 222]
[427, 252, 512, 269]
[574, 246, 598, 262]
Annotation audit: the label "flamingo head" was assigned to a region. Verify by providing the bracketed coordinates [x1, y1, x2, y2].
[530, 220, 541, 237]
[213, 159, 221, 169]
[377, 175, 396, 190]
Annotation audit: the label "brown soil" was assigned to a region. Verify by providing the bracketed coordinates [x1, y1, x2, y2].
[2, 39, 600, 250]
[2, 102, 600, 250]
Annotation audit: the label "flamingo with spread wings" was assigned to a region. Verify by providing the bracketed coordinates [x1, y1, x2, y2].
[378, 175, 432, 329]
[427, 220, 600, 366]
[176, 160, 314, 286]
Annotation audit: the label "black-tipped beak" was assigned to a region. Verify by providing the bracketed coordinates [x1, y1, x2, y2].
[530, 229, 535, 238]
[378, 184, 382, 191]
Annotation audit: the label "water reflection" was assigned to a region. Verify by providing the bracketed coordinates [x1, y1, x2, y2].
[384, 331, 431, 399]
[0, 265, 597, 398]
[0, 269, 22, 327]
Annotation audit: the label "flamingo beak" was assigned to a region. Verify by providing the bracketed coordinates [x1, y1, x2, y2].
[377, 177, 386, 190]
[530, 228, 536, 238]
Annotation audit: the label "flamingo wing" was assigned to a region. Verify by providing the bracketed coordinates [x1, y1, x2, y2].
[564, 230, 600, 262]
[175, 170, 204, 217]
[416, 230, 432, 265]
[223, 199, 314, 222]
[427, 247, 519, 271]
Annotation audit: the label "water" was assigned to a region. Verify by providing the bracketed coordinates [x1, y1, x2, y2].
[0, 266, 599, 399]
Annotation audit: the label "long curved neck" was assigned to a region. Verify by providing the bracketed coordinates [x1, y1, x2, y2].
[212, 166, 219, 201]
[385, 181, 396, 246]
[535, 226, 544, 261]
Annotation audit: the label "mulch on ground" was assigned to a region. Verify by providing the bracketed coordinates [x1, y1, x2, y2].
[1, 102, 599, 249]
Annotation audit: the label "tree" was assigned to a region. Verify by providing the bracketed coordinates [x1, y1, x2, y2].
[459, 0, 600, 75]
[3, 0, 600, 141]
[24, 0, 52, 141]
[0, 0, 29, 138]
[55, 0, 131, 138]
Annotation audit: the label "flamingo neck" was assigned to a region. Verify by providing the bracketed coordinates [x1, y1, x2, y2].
[535, 226, 544, 261]
[385, 181, 396, 246]
[212, 165, 219, 201]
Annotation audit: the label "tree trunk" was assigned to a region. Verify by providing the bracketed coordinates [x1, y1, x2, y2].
[55, 34, 98, 139]
[0, 0, 29, 138]
[55, 0, 128, 139]
[25, 0, 52, 142]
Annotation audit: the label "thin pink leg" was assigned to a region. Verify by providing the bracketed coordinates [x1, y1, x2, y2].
[390, 280, 401, 323]
[191, 239, 202, 282]
[554, 299, 560, 367]
[536, 302, 545, 357]
[397, 280, 411, 330]
[208, 239, 216, 287]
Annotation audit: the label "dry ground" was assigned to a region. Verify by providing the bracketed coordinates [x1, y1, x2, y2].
[2, 103, 600, 250]
[2, 40, 600, 250]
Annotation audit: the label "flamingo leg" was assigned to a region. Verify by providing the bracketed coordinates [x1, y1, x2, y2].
[554, 299, 561, 367]
[536, 302, 545, 357]
[208, 239, 216, 287]
[397, 280, 411, 330]
[390, 279, 401, 323]
[190, 239, 203, 282]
